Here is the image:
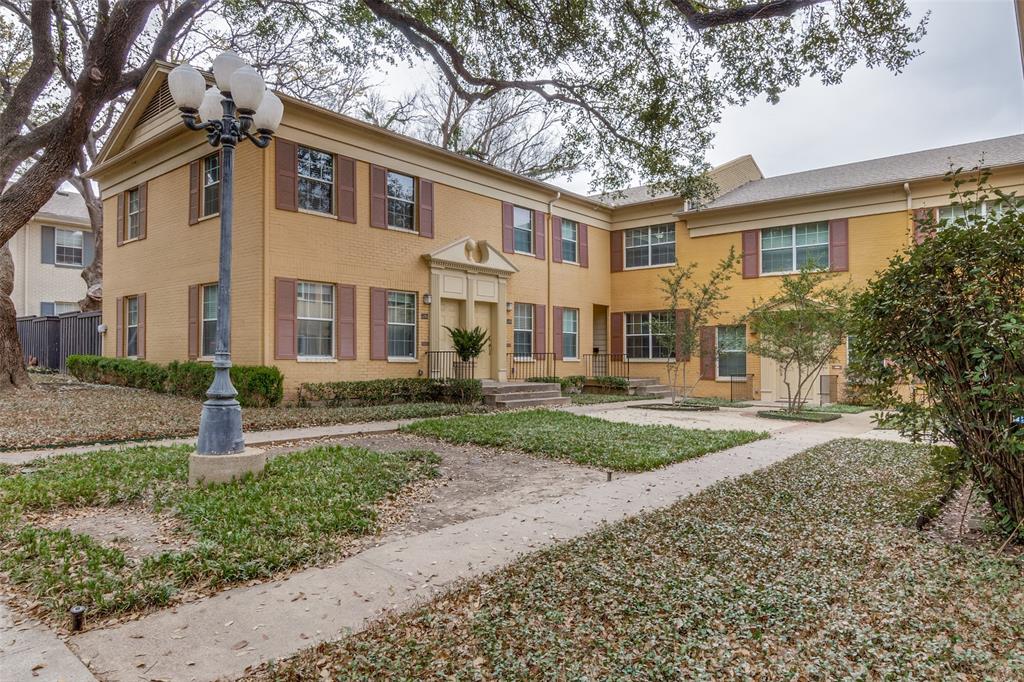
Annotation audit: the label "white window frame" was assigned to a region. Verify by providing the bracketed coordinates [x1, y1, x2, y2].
[715, 325, 747, 381]
[126, 188, 141, 240]
[200, 283, 218, 359]
[125, 296, 139, 358]
[560, 219, 578, 264]
[624, 224, 675, 270]
[54, 301, 78, 314]
[296, 281, 335, 359]
[386, 170, 417, 232]
[562, 308, 579, 360]
[297, 145, 335, 216]
[201, 153, 220, 219]
[513, 303, 534, 359]
[512, 206, 534, 255]
[624, 311, 673, 360]
[387, 290, 417, 360]
[54, 228, 84, 266]
[759, 222, 830, 275]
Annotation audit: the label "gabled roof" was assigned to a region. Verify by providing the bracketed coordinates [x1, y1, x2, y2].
[593, 154, 764, 208]
[34, 190, 89, 225]
[700, 134, 1024, 212]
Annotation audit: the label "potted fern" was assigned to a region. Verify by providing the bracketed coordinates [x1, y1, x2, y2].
[445, 326, 490, 378]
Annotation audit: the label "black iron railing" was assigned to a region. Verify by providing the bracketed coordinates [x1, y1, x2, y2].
[583, 353, 629, 379]
[427, 350, 475, 380]
[506, 352, 555, 380]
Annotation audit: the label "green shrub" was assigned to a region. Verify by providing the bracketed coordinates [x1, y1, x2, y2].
[67, 355, 167, 392]
[297, 378, 482, 407]
[525, 376, 584, 393]
[588, 375, 629, 390]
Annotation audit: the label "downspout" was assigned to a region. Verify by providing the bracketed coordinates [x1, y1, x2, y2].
[547, 191, 560, 359]
[903, 182, 912, 245]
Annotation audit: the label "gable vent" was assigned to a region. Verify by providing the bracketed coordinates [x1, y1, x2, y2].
[136, 81, 174, 126]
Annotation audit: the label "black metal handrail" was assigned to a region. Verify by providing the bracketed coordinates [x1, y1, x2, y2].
[506, 352, 556, 380]
[583, 353, 629, 379]
[427, 350, 475, 380]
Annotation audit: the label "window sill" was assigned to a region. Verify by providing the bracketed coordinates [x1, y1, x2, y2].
[388, 357, 419, 363]
[298, 208, 337, 219]
[387, 226, 418, 235]
[622, 262, 676, 272]
[625, 357, 672, 363]
[297, 356, 337, 363]
[759, 267, 830, 277]
[510, 357, 535, 362]
[561, 357, 580, 362]
[119, 237, 143, 246]
[513, 250, 536, 257]
[715, 377, 748, 382]
[54, 263, 84, 269]
[196, 212, 219, 224]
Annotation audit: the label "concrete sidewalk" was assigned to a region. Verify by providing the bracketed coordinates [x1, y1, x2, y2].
[0, 599, 97, 682]
[69, 415, 875, 681]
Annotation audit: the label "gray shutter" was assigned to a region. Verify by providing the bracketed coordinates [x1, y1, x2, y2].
[41, 302, 55, 316]
[41, 226, 55, 264]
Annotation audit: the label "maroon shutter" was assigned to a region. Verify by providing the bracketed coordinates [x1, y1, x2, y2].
[829, 218, 849, 271]
[550, 216, 563, 263]
[700, 326, 716, 379]
[610, 312, 624, 355]
[913, 208, 932, 245]
[742, 230, 759, 278]
[116, 192, 125, 246]
[675, 308, 691, 361]
[137, 183, 148, 241]
[369, 165, 387, 228]
[115, 296, 124, 356]
[579, 224, 589, 267]
[274, 277, 297, 359]
[418, 178, 434, 238]
[610, 230, 623, 272]
[188, 285, 199, 360]
[552, 306, 563, 360]
[136, 293, 146, 358]
[534, 304, 546, 354]
[370, 287, 388, 359]
[336, 155, 356, 223]
[189, 160, 200, 225]
[336, 284, 356, 359]
[534, 210, 546, 260]
[501, 202, 514, 253]
[275, 138, 298, 211]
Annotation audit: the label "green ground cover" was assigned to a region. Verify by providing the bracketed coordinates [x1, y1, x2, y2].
[569, 393, 646, 405]
[403, 409, 766, 471]
[0, 444, 439, 621]
[256, 439, 1024, 680]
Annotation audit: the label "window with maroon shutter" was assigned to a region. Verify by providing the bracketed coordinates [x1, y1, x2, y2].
[369, 287, 388, 359]
[189, 161, 201, 225]
[534, 304, 546, 354]
[501, 202, 514, 253]
[742, 230, 759, 278]
[188, 285, 199, 359]
[552, 306, 563, 360]
[913, 208, 934, 244]
[275, 138, 298, 211]
[137, 183, 148, 241]
[551, 216, 563, 263]
[369, 165, 387, 228]
[135, 293, 146, 358]
[336, 284, 356, 359]
[116, 193, 125, 246]
[274, 278, 297, 359]
[829, 218, 849, 271]
[610, 230, 623, 272]
[610, 312, 624, 354]
[699, 326, 716, 380]
[115, 296, 124, 356]
[533, 209, 546, 260]
[336, 155, 356, 223]
[579, 224, 589, 267]
[418, 178, 434, 238]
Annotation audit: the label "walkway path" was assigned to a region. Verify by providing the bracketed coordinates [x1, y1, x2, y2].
[69, 411, 879, 681]
[0, 598, 96, 682]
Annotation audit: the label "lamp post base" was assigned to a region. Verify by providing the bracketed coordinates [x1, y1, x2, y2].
[196, 397, 246, 455]
[188, 447, 266, 486]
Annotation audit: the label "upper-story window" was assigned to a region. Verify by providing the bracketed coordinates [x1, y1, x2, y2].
[513, 206, 534, 254]
[513, 303, 534, 358]
[937, 200, 1011, 222]
[297, 146, 334, 215]
[561, 219, 579, 263]
[624, 224, 675, 268]
[54, 228, 84, 266]
[127, 188, 142, 240]
[202, 154, 221, 218]
[296, 281, 334, 358]
[760, 222, 829, 274]
[386, 171, 416, 231]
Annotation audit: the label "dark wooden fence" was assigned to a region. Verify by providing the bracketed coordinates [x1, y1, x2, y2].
[16, 310, 102, 372]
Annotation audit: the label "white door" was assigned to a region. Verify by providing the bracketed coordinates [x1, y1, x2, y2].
[473, 301, 493, 379]
[760, 356, 823, 406]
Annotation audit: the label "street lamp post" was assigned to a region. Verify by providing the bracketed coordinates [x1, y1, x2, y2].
[168, 53, 283, 470]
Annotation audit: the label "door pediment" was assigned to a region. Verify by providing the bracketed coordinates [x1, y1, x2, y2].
[423, 237, 518, 276]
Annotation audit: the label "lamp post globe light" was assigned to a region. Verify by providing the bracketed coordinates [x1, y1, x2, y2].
[168, 53, 283, 481]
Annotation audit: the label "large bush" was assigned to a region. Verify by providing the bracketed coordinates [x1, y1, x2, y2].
[297, 378, 482, 407]
[66, 355, 284, 407]
[851, 177, 1023, 538]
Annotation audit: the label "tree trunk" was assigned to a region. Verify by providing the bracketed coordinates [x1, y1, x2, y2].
[77, 180, 103, 311]
[0, 244, 31, 390]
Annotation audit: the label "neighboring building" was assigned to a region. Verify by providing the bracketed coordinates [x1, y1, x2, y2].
[88, 62, 1024, 399]
[9, 189, 93, 316]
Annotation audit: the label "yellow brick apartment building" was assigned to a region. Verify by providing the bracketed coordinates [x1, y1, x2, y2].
[89, 63, 1024, 398]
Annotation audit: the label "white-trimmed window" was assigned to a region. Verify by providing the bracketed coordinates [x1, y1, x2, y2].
[296, 282, 334, 357]
[513, 206, 534, 254]
[625, 311, 673, 359]
[201, 284, 218, 357]
[297, 146, 334, 214]
[624, 224, 675, 268]
[513, 303, 534, 358]
[54, 228, 84, 266]
[125, 296, 140, 357]
[562, 308, 579, 359]
[716, 325, 747, 379]
[386, 171, 416, 231]
[202, 154, 220, 218]
[387, 291, 417, 358]
[127, 188, 141, 240]
[561, 219, 578, 263]
[760, 222, 829, 274]
[937, 200, 1013, 222]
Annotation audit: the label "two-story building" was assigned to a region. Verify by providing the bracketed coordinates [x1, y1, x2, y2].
[88, 62, 1024, 399]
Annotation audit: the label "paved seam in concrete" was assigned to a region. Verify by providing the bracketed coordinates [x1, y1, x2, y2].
[69, 416, 876, 681]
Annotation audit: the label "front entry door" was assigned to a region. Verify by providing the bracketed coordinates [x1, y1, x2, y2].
[760, 356, 822, 405]
[473, 301, 493, 379]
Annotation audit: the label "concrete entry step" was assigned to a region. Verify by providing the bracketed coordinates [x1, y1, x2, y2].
[491, 396, 572, 409]
[481, 381, 560, 395]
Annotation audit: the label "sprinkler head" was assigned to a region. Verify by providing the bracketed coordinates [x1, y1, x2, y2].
[70, 605, 86, 631]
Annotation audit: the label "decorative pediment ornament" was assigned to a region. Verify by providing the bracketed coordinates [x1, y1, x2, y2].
[424, 237, 518, 275]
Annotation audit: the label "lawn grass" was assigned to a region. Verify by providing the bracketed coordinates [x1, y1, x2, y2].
[0, 444, 439, 621]
[758, 409, 842, 422]
[254, 439, 1024, 681]
[804, 403, 876, 414]
[569, 393, 647, 405]
[403, 409, 766, 471]
[677, 396, 754, 408]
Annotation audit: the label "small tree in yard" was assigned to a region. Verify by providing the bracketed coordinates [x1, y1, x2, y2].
[851, 171, 1024, 540]
[746, 265, 854, 413]
[652, 248, 738, 404]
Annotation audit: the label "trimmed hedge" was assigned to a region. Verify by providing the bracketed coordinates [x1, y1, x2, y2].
[66, 355, 284, 407]
[297, 378, 482, 407]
